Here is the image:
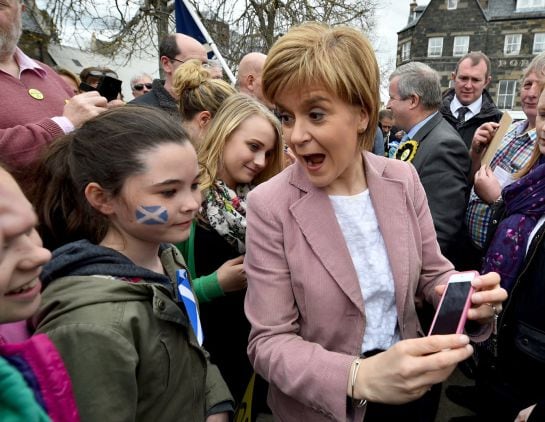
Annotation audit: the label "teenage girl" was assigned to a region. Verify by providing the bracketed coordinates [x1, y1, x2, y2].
[177, 93, 283, 409]
[30, 106, 233, 421]
[172, 59, 236, 146]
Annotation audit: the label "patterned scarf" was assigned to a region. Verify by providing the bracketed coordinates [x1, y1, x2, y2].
[482, 157, 545, 292]
[200, 180, 252, 254]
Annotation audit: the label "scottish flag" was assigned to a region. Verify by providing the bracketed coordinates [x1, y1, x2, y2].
[176, 269, 204, 346]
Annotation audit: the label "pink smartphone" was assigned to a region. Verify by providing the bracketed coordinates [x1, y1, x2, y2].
[428, 271, 478, 336]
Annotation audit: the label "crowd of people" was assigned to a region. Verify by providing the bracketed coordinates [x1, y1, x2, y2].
[1, 0, 544, 420]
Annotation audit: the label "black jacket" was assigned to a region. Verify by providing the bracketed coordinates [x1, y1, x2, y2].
[440, 88, 502, 149]
[129, 79, 179, 119]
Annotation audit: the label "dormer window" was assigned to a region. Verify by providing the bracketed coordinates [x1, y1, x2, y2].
[516, 0, 545, 10]
[448, 0, 458, 9]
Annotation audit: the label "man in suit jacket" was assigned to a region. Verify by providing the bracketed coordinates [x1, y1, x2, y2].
[388, 62, 470, 263]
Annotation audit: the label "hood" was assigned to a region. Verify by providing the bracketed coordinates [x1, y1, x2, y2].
[40, 239, 171, 288]
[34, 240, 184, 331]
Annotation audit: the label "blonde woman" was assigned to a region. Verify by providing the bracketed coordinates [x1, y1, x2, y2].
[172, 60, 236, 145]
[243, 22, 507, 421]
[177, 93, 283, 410]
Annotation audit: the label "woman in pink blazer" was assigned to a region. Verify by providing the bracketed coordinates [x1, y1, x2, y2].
[244, 23, 507, 422]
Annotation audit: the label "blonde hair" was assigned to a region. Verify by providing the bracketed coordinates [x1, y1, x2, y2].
[172, 59, 236, 121]
[198, 93, 283, 191]
[516, 84, 545, 179]
[262, 22, 380, 151]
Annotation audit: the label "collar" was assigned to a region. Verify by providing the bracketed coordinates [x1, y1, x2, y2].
[13, 48, 47, 78]
[450, 94, 482, 118]
[406, 111, 437, 140]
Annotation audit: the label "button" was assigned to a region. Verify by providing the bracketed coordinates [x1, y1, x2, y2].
[522, 338, 529, 346]
[157, 300, 166, 311]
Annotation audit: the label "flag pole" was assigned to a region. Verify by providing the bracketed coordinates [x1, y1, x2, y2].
[178, 0, 235, 84]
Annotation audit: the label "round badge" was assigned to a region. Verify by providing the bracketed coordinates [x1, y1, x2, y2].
[28, 88, 44, 100]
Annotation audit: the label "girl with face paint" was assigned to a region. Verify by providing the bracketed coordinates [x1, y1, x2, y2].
[176, 93, 284, 411]
[29, 106, 233, 422]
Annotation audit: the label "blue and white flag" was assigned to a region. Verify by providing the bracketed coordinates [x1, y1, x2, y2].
[174, 0, 236, 83]
[175, 0, 207, 44]
[176, 269, 204, 346]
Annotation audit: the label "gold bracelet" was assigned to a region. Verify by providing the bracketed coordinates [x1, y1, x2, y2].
[350, 359, 367, 408]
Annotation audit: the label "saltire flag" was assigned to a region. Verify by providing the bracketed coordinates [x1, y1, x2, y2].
[174, 0, 207, 45]
[174, 0, 236, 83]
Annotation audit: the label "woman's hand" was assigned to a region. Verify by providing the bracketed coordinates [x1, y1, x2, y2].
[474, 165, 502, 204]
[515, 404, 536, 422]
[216, 255, 246, 292]
[351, 335, 473, 404]
[467, 272, 506, 324]
[205, 412, 229, 422]
[434, 272, 507, 325]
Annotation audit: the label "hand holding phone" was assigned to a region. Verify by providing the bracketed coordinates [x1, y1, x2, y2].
[428, 271, 478, 336]
[79, 75, 122, 102]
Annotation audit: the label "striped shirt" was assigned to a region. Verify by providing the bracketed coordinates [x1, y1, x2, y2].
[465, 120, 537, 248]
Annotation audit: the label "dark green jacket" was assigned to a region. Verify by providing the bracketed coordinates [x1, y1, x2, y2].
[32, 244, 232, 421]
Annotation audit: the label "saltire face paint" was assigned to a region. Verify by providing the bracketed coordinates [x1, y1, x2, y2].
[135, 205, 169, 225]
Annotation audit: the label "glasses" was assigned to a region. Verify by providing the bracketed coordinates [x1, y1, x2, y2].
[133, 83, 153, 91]
[167, 57, 212, 69]
[88, 70, 118, 79]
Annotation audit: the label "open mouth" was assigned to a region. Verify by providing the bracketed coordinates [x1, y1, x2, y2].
[302, 153, 325, 166]
[6, 278, 39, 296]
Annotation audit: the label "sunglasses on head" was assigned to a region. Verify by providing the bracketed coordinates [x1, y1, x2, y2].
[133, 83, 153, 91]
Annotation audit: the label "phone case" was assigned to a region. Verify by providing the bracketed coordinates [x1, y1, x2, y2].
[428, 271, 478, 335]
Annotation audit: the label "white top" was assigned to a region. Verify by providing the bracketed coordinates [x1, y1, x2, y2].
[329, 190, 400, 353]
[450, 94, 483, 122]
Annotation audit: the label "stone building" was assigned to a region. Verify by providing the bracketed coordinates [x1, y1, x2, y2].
[397, 0, 545, 111]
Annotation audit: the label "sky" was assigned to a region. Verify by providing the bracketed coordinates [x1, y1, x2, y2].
[374, 0, 431, 98]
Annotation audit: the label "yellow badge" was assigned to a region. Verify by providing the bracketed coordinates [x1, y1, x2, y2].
[28, 88, 44, 100]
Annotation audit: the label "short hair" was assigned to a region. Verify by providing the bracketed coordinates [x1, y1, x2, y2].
[159, 34, 180, 59]
[389, 62, 442, 111]
[379, 109, 393, 121]
[262, 22, 380, 151]
[454, 51, 491, 79]
[198, 93, 283, 191]
[79, 66, 118, 83]
[523, 51, 545, 81]
[130, 73, 153, 88]
[172, 59, 236, 122]
[54, 67, 81, 87]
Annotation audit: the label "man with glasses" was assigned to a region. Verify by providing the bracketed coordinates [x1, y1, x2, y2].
[130, 73, 153, 99]
[387, 62, 470, 265]
[131, 33, 207, 117]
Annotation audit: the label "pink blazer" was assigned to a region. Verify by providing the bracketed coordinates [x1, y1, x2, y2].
[244, 152, 457, 421]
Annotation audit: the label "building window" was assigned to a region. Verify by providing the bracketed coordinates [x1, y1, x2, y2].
[504, 34, 522, 55]
[453, 36, 470, 56]
[497, 80, 517, 109]
[427, 37, 443, 57]
[401, 41, 411, 62]
[533, 33, 545, 54]
[516, 0, 545, 10]
[447, 0, 458, 9]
